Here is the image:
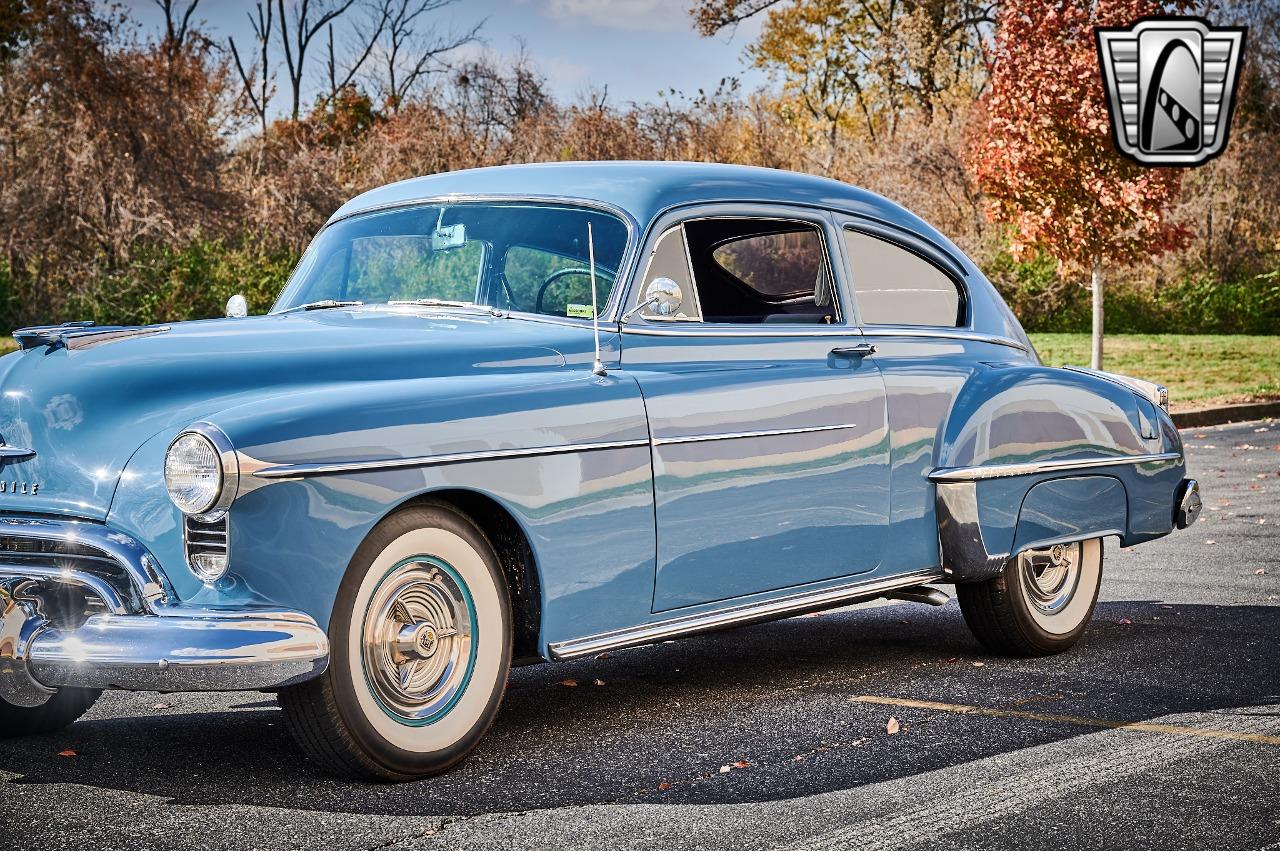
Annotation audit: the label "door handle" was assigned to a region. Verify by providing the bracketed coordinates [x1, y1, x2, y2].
[830, 343, 876, 358]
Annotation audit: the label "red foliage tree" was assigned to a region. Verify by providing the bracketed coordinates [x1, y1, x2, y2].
[971, 0, 1190, 368]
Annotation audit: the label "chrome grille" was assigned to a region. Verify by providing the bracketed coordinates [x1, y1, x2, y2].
[185, 515, 228, 564]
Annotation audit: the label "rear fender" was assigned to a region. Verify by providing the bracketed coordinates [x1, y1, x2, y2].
[933, 365, 1184, 582]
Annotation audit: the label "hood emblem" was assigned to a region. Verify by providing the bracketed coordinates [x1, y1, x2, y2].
[0, 437, 35, 462]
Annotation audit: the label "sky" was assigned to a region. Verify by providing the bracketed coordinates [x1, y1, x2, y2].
[119, 0, 768, 108]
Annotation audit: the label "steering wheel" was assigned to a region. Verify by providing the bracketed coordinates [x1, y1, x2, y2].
[535, 268, 595, 315]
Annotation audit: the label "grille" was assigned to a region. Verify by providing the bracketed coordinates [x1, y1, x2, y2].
[185, 515, 229, 565]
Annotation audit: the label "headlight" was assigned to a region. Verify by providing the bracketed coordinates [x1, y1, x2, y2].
[164, 426, 238, 518]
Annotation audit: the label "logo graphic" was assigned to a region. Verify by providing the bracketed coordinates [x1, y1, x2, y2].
[1096, 17, 1246, 166]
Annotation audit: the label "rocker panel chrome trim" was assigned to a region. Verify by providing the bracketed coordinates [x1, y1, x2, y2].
[548, 569, 943, 660]
[929, 452, 1182, 483]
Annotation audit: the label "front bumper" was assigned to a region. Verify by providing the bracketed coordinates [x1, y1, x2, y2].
[0, 517, 328, 707]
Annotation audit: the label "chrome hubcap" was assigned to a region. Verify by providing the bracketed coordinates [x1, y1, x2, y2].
[1019, 542, 1081, 615]
[362, 558, 475, 724]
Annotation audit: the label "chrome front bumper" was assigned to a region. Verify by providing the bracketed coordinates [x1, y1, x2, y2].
[0, 517, 328, 707]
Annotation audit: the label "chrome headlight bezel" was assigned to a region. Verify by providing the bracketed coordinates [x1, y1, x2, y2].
[164, 423, 239, 521]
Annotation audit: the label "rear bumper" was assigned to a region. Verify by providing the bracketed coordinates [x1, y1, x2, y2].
[1176, 478, 1202, 529]
[0, 517, 328, 707]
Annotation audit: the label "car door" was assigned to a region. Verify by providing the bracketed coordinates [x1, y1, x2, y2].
[619, 204, 891, 612]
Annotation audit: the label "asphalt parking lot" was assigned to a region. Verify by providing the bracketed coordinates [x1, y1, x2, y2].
[1, 419, 1277, 851]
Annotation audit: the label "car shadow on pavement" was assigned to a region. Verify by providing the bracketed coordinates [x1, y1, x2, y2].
[1, 600, 1277, 817]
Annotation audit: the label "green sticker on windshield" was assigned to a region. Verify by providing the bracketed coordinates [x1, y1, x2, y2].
[566, 304, 595, 319]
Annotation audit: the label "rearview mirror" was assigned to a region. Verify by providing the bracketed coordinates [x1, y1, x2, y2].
[225, 294, 248, 318]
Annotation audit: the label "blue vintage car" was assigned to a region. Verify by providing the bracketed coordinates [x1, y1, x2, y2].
[0, 162, 1200, 779]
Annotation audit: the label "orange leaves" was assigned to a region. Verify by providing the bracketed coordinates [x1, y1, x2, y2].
[971, 0, 1189, 270]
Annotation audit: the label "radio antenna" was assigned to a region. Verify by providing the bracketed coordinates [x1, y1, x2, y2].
[588, 222, 606, 377]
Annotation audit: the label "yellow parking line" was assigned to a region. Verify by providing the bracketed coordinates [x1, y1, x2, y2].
[852, 695, 1280, 746]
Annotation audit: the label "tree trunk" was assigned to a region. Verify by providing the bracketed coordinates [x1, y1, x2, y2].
[1090, 258, 1104, 370]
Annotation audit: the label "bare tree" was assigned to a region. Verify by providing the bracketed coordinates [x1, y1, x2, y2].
[324, 1, 392, 107]
[229, 2, 275, 132]
[373, 0, 483, 112]
[276, 0, 359, 120]
[153, 0, 200, 64]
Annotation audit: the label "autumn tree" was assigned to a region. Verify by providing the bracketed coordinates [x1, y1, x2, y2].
[971, 0, 1189, 369]
[694, 0, 994, 150]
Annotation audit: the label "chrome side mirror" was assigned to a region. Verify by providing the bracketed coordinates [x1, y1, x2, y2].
[644, 277, 683, 317]
[225, 294, 248, 319]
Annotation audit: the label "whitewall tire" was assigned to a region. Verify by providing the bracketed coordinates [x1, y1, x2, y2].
[957, 538, 1103, 656]
[279, 501, 512, 781]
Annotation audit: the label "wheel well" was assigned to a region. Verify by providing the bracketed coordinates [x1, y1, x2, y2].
[407, 489, 544, 661]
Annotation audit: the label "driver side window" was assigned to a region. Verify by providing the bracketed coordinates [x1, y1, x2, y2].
[503, 245, 614, 318]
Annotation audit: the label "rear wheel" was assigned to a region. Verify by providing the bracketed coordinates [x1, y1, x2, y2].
[0, 687, 100, 738]
[279, 502, 512, 781]
[957, 538, 1103, 657]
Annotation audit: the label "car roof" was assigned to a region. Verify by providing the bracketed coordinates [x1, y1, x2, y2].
[329, 161, 941, 242]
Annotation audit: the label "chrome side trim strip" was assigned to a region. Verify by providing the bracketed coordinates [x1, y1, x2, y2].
[622, 325, 858, 338]
[620, 324, 1028, 351]
[0, 446, 36, 460]
[929, 451, 1182, 483]
[652, 422, 857, 446]
[253, 438, 652, 479]
[859, 326, 1030, 352]
[548, 569, 943, 660]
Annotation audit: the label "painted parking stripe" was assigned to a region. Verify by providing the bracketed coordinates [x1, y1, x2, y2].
[779, 702, 1280, 851]
[852, 695, 1280, 746]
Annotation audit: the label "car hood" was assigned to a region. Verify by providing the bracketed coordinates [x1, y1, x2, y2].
[0, 309, 572, 520]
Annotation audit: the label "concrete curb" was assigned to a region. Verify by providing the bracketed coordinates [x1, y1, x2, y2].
[1172, 400, 1280, 429]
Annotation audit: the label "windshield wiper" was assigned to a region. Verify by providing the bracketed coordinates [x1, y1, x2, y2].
[389, 298, 478, 308]
[282, 299, 364, 313]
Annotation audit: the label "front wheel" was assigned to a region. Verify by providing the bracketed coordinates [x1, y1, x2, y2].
[279, 502, 512, 781]
[956, 538, 1103, 657]
[0, 687, 100, 738]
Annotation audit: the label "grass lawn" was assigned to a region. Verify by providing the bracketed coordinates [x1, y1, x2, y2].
[0, 333, 1273, 412]
[1030, 333, 1279, 411]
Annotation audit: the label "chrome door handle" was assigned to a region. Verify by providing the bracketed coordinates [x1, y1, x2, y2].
[830, 343, 876, 358]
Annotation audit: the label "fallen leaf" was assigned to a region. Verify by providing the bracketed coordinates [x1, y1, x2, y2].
[593, 678, 607, 686]
[1256, 568, 1267, 576]
[886, 717, 901, 735]
[1116, 617, 1133, 625]
[944, 657, 958, 663]
[152, 702, 172, 710]
[557, 678, 578, 687]
[973, 661, 986, 667]
[1205, 539, 1217, 545]
[594, 652, 611, 660]
[719, 765, 732, 774]
[731, 760, 750, 769]
[658, 782, 671, 791]
[57, 749, 76, 758]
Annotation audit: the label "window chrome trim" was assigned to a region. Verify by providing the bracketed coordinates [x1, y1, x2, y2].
[622, 206, 850, 330]
[251, 438, 651, 480]
[548, 569, 943, 660]
[652, 423, 857, 446]
[929, 451, 1182, 483]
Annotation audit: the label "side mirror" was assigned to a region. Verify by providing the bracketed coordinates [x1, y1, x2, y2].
[644, 277, 683, 317]
[225, 294, 248, 319]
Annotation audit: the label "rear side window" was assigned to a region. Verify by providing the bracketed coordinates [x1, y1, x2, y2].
[844, 229, 962, 326]
[711, 230, 826, 300]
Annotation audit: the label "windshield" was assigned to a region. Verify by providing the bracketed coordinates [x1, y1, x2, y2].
[274, 202, 630, 319]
